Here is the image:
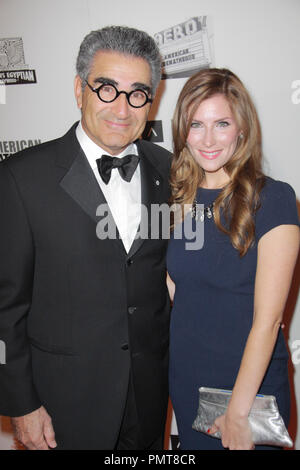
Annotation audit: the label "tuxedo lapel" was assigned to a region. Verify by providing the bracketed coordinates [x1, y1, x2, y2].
[57, 125, 125, 253]
[59, 146, 106, 224]
[56, 126, 168, 258]
[127, 140, 166, 259]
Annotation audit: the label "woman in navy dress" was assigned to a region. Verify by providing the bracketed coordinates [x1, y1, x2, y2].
[167, 68, 299, 450]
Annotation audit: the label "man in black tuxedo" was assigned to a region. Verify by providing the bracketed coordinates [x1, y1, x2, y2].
[0, 26, 171, 450]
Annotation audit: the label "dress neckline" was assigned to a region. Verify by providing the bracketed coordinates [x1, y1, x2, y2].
[197, 186, 223, 193]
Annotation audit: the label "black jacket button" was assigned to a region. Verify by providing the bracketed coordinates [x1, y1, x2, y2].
[128, 306, 136, 314]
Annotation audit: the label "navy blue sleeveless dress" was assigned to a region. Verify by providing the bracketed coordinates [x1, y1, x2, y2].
[167, 177, 299, 450]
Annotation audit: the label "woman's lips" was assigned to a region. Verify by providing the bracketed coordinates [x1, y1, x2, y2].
[199, 150, 222, 160]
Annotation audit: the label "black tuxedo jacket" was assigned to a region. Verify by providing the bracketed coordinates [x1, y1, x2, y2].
[0, 123, 171, 449]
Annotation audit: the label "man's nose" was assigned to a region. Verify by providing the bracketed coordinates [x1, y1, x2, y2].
[112, 92, 131, 118]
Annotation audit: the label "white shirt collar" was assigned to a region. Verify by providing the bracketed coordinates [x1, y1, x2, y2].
[75, 121, 137, 170]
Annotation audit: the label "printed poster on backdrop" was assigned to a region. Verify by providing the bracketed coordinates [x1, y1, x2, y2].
[0, 139, 42, 162]
[0, 37, 37, 85]
[154, 16, 214, 79]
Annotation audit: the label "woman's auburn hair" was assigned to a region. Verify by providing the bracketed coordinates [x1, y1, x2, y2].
[170, 68, 266, 257]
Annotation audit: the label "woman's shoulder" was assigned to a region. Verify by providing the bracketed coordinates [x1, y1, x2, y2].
[260, 176, 296, 201]
[255, 176, 299, 240]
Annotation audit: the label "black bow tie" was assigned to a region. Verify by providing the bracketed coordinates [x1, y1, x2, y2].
[96, 154, 140, 185]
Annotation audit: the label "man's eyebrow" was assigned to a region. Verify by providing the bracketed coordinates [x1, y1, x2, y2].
[93, 77, 118, 86]
[132, 82, 152, 95]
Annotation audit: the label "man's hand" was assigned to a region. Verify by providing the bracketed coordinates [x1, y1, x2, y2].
[11, 406, 57, 450]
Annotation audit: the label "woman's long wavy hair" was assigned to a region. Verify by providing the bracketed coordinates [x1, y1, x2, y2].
[170, 68, 266, 256]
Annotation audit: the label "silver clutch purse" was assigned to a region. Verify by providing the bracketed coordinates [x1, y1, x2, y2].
[192, 387, 293, 448]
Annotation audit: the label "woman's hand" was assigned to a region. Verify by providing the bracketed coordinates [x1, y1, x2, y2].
[209, 413, 254, 450]
[166, 272, 175, 302]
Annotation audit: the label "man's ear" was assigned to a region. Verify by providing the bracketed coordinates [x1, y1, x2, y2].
[74, 75, 83, 109]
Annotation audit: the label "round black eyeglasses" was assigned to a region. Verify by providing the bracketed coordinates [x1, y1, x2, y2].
[85, 81, 153, 108]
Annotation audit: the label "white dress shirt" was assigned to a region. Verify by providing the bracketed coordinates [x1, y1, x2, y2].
[76, 121, 141, 252]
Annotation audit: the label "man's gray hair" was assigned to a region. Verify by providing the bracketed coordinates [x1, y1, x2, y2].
[76, 25, 162, 95]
